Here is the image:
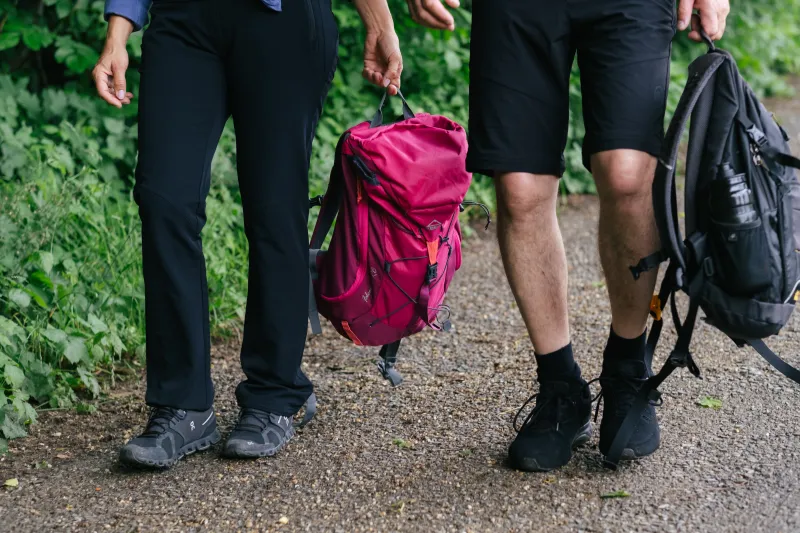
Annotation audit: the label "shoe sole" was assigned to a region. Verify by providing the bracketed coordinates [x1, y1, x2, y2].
[119, 429, 222, 470]
[602, 440, 660, 462]
[221, 426, 296, 460]
[514, 422, 593, 473]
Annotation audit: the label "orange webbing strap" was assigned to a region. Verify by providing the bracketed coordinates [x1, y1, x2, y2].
[342, 321, 363, 346]
[649, 294, 662, 321]
[426, 240, 439, 265]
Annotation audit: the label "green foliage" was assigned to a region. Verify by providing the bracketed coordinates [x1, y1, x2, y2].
[0, 75, 248, 445]
[1, 0, 800, 448]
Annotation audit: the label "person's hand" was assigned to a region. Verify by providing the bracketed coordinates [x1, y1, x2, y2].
[406, 0, 460, 31]
[677, 0, 730, 42]
[92, 16, 134, 108]
[363, 30, 403, 96]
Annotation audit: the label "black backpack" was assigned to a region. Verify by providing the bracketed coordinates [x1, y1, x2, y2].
[605, 34, 800, 469]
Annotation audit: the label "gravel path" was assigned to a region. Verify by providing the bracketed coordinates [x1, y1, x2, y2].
[2, 91, 800, 533]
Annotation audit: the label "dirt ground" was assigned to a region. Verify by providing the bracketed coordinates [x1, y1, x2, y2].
[2, 88, 800, 533]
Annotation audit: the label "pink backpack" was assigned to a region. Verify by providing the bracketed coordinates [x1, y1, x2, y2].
[308, 93, 488, 385]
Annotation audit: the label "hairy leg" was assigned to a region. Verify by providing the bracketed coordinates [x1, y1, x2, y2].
[591, 149, 660, 339]
[495, 172, 569, 354]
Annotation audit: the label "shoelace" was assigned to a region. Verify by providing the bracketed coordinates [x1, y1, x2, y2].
[142, 407, 180, 437]
[513, 381, 582, 434]
[586, 376, 664, 423]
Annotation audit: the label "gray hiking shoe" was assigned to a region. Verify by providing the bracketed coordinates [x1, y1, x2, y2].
[119, 406, 220, 469]
[222, 408, 296, 459]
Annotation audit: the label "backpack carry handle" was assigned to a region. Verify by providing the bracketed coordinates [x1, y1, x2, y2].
[370, 89, 416, 128]
[699, 27, 715, 52]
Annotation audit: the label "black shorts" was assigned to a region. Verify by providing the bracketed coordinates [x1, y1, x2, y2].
[466, 0, 677, 176]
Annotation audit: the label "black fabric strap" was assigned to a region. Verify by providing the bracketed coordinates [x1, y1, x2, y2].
[736, 114, 800, 170]
[310, 133, 349, 250]
[644, 263, 678, 370]
[295, 392, 317, 428]
[630, 250, 667, 281]
[308, 134, 349, 334]
[308, 275, 322, 335]
[377, 340, 403, 387]
[654, 51, 727, 272]
[370, 89, 415, 129]
[747, 338, 800, 385]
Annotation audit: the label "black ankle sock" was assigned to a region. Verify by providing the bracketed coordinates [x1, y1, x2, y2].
[535, 343, 580, 381]
[603, 327, 647, 361]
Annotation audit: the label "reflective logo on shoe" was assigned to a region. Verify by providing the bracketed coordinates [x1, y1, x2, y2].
[202, 412, 213, 426]
[190, 421, 196, 431]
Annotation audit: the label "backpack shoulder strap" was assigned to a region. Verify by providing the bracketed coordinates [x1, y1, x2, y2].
[654, 51, 728, 272]
[746, 339, 800, 385]
[308, 132, 350, 335]
[310, 132, 350, 250]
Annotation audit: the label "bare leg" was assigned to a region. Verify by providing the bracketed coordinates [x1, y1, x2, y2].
[495, 172, 569, 354]
[591, 150, 660, 339]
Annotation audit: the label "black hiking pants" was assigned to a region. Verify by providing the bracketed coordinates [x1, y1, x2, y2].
[133, 0, 338, 414]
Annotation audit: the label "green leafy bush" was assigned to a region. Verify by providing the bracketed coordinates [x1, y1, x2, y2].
[2, 0, 800, 449]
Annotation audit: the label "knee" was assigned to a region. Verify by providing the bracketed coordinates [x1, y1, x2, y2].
[592, 150, 656, 204]
[135, 185, 203, 235]
[495, 172, 560, 222]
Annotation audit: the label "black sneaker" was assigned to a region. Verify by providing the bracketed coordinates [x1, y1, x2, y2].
[119, 406, 220, 469]
[508, 379, 592, 472]
[222, 409, 295, 459]
[597, 359, 661, 461]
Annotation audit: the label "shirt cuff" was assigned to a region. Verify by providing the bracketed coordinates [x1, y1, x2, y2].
[104, 0, 151, 32]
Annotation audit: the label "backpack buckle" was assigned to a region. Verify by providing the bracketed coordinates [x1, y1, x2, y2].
[746, 125, 768, 147]
[667, 349, 702, 379]
[425, 263, 438, 284]
[649, 294, 662, 321]
[630, 250, 667, 281]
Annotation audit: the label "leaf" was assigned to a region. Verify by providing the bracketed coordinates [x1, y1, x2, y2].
[102, 117, 125, 136]
[77, 368, 100, 398]
[392, 438, 412, 449]
[0, 408, 27, 439]
[0, 32, 20, 52]
[4, 478, 18, 488]
[76, 403, 96, 415]
[0, 438, 7, 455]
[55, 0, 71, 19]
[21, 26, 55, 51]
[444, 49, 462, 72]
[13, 398, 37, 425]
[42, 326, 68, 346]
[600, 490, 631, 499]
[39, 251, 54, 275]
[22, 372, 54, 401]
[8, 289, 30, 309]
[0, 316, 25, 341]
[3, 364, 25, 388]
[54, 36, 98, 74]
[697, 396, 722, 410]
[87, 314, 108, 334]
[28, 270, 54, 308]
[63, 338, 88, 364]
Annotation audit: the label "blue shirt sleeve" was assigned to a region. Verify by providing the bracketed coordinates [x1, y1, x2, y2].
[104, 0, 152, 31]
